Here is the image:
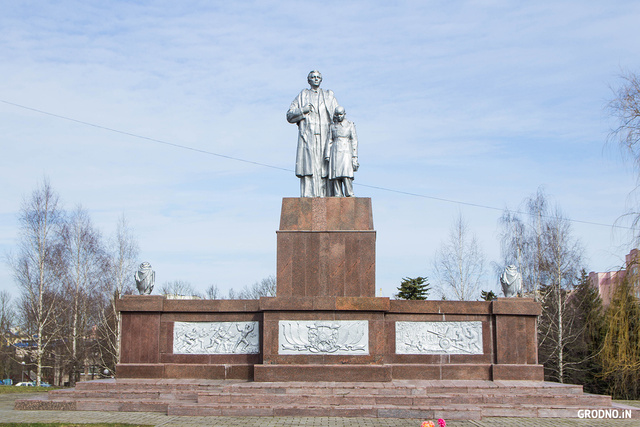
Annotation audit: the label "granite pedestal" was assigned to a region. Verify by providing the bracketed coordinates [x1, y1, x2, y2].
[116, 197, 543, 382]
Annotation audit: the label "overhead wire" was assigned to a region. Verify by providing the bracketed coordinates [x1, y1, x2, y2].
[1, 98, 633, 231]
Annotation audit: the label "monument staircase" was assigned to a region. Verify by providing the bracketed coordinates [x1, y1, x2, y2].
[14, 198, 640, 419]
[15, 378, 639, 420]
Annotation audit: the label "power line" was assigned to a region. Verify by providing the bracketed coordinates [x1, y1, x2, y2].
[0, 99, 291, 173]
[1, 98, 633, 231]
[356, 183, 632, 230]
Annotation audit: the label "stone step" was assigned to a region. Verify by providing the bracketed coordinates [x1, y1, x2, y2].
[74, 379, 586, 397]
[48, 388, 197, 402]
[49, 384, 608, 408]
[15, 379, 634, 420]
[165, 401, 484, 419]
[74, 379, 231, 391]
[195, 391, 610, 407]
[16, 395, 636, 420]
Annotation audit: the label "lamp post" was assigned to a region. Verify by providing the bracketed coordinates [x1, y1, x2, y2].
[20, 361, 25, 383]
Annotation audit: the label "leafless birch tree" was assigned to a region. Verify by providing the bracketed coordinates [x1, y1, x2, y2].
[537, 208, 584, 383]
[9, 180, 65, 386]
[59, 206, 106, 385]
[498, 188, 548, 296]
[433, 214, 485, 300]
[97, 214, 138, 374]
[499, 189, 585, 382]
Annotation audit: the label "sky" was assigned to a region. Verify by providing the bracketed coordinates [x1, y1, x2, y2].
[1, 1, 640, 300]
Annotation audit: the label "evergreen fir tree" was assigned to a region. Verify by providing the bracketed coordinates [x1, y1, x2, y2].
[395, 277, 430, 300]
[480, 290, 497, 301]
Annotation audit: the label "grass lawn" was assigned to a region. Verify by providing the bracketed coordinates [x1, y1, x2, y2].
[0, 386, 60, 394]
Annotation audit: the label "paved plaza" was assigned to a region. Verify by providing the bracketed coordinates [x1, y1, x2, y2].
[2, 393, 639, 427]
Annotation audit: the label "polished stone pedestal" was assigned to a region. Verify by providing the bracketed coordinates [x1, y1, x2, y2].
[276, 197, 375, 298]
[114, 197, 543, 383]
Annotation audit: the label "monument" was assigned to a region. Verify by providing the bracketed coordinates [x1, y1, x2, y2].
[114, 71, 543, 382]
[18, 72, 628, 420]
[287, 70, 339, 197]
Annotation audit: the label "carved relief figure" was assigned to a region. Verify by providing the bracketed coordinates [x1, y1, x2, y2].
[287, 70, 339, 197]
[233, 323, 255, 352]
[325, 106, 359, 197]
[279, 320, 368, 355]
[173, 322, 259, 354]
[395, 321, 483, 355]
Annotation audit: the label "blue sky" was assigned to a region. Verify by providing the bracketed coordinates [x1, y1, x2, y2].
[1, 1, 639, 299]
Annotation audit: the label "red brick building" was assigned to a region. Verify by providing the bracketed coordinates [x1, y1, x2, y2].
[589, 248, 639, 307]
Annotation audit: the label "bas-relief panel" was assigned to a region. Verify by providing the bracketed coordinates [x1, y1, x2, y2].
[173, 321, 260, 354]
[279, 320, 368, 355]
[395, 321, 483, 355]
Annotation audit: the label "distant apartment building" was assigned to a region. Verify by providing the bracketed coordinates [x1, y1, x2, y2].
[589, 248, 639, 307]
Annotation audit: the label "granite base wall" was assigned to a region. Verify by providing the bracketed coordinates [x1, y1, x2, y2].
[116, 295, 543, 381]
[116, 197, 542, 381]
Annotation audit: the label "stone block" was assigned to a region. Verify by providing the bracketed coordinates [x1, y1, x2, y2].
[164, 364, 227, 379]
[388, 300, 492, 315]
[163, 298, 260, 312]
[277, 198, 376, 298]
[117, 295, 164, 312]
[492, 298, 541, 315]
[279, 197, 374, 231]
[492, 364, 544, 381]
[119, 313, 160, 364]
[495, 315, 538, 365]
[336, 297, 389, 311]
[116, 363, 164, 378]
[254, 364, 392, 382]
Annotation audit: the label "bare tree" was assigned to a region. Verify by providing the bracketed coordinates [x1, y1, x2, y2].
[537, 208, 584, 383]
[498, 188, 549, 296]
[0, 291, 13, 344]
[0, 291, 15, 380]
[106, 214, 139, 298]
[204, 284, 224, 299]
[9, 179, 65, 386]
[58, 206, 106, 386]
[499, 189, 585, 382]
[236, 275, 277, 299]
[608, 71, 640, 239]
[160, 280, 200, 298]
[96, 214, 138, 375]
[433, 215, 485, 301]
[609, 71, 640, 170]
